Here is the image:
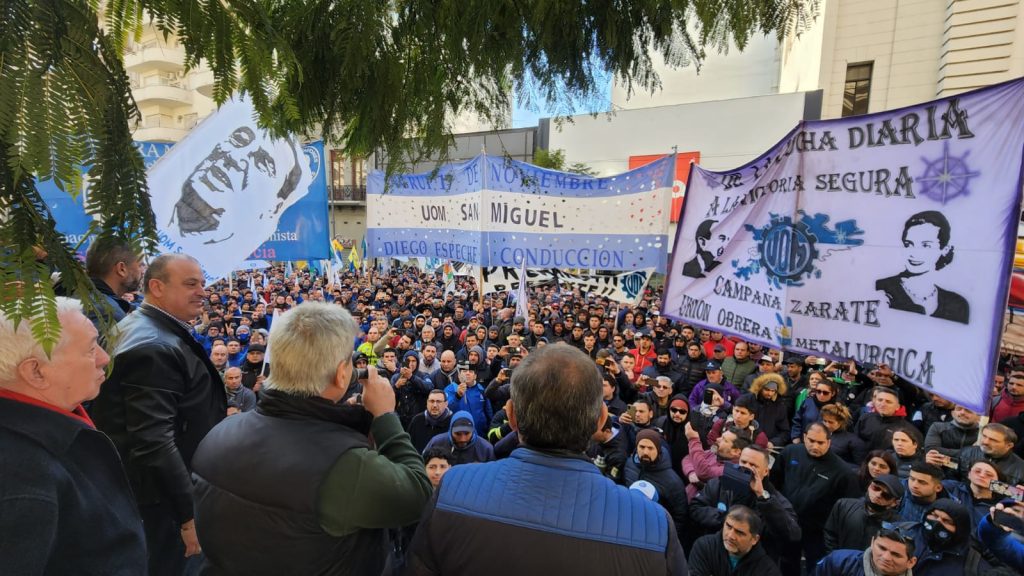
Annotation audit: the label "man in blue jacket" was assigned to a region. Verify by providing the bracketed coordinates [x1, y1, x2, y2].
[815, 526, 918, 576]
[422, 410, 494, 466]
[444, 361, 492, 437]
[407, 343, 688, 575]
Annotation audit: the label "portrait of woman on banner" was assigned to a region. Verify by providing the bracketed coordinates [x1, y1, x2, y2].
[875, 210, 969, 324]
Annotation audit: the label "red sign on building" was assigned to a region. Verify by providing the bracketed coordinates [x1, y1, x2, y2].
[628, 152, 701, 223]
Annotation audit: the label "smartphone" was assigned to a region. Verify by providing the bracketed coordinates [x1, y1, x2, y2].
[595, 357, 607, 366]
[626, 405, 637, 420]
[501, 367, 512, 376]
[940, 456, 959, 470]
[994, 509, 1024, 533]
[991, 481, 1024, 502]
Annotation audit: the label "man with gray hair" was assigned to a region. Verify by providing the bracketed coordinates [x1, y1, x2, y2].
[91, 253, 226, 576]
[0, 297, 146, 573]
[191, 301, 432, 575]
[406, 343, 688, 575]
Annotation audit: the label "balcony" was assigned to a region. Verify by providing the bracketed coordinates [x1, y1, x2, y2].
[124, 42, 186, 72]
[190, 62, 216, 99]
[131, 76, 192, 107]
[131, 113, 197, 143]
[329, 185, 367, 203]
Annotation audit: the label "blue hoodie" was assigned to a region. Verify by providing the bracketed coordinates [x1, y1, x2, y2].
[444, 377, 493, 438]
[423, 410, 495, 465]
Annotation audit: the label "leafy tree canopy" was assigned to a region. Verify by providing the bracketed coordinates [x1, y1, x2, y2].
[0, 0, 817, 349]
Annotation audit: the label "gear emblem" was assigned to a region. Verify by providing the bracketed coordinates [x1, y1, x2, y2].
[757, 215, 818, 285]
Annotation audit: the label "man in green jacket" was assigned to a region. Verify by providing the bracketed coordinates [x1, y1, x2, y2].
[191, 301, 432, 575]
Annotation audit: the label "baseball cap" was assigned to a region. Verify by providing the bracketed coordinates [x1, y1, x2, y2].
[713, 344, 725, 353]
[451, 417, 475, 435]
[705, 361, 721, 371]
[759, 354, 774, 363]
[246, 344, 266, 353]
[457, 362, 473, 371]
[629, 480, 659, 502]
[871, 474, 905, 500]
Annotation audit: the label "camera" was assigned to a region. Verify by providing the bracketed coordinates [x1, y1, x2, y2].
[355, 368, 369, 381]
[940, 456, 959, 470]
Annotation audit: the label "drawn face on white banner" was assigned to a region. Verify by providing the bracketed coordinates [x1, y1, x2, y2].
[173, 126, 303, 244]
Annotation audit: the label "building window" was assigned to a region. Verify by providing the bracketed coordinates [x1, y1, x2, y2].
[842, 62, 873, 117]
[330, 150, 345, 189]
[353, 157, 366, 187]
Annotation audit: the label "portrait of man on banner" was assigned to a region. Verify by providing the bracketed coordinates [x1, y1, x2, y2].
[875, 210, 969, 325]
[682, 218, 730, 279]
[149, 97, 312, 281]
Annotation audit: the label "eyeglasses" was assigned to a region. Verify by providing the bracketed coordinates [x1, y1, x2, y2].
[669, 408, 688, 415]
[814, 388, 833, 396]
[654, 385, 672, 390]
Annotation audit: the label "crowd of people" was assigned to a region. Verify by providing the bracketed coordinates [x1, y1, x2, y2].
[2, 240, 1024, 575]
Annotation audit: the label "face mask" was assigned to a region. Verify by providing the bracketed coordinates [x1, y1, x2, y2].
[865, 499, 889, 515]
[923, 519, 953, 548]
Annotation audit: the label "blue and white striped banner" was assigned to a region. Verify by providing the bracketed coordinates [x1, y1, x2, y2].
[367, 155, 675, 272]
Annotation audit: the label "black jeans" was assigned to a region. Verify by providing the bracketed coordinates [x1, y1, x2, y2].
[139, 500, 186, 576]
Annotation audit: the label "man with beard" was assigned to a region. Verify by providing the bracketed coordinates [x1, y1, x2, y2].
[690, 445, 801, 560]
[406, 389, 452, 453]
[656, 395, 691, 481]
[824, 474, 904, 554]
[431, 350, 459, 391]
[688, 505, 782, 576]
[992, 366, 1024, 423]
[772, 422, 857, 576]
[750, 373, 790, 447]
[623, 429, 689, 543]
[641, 349, 683, 393]
[79, 237, 144, 330]
[422, 411, 495, 465]
[418, 343, 440, 379]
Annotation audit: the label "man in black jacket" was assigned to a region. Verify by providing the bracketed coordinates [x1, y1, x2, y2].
[823, 474, 904, 555]
[772, 422, 858, 576]
[624, 428, 690, 542]
[406, 389, 452, 452]
[91, 254, 226, 576]
[689, 445, 800, 560]
[688, 505, 782, 576]
[0, 297, 146, 574]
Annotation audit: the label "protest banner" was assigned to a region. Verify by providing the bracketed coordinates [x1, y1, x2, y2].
[147, 96, 314, 283]
[366, 154, 675, 272]
[480, 266, 654, 305]
[662, 78, 1024, 413]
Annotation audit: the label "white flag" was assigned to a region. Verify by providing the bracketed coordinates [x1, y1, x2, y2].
[515, 259, 530, 320]
[147, 96, 312, 285]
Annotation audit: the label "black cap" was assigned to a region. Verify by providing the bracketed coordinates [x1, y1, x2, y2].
[871, 474, 905, 500]
[705, 361, 721, 371]
[246, 344, 266, 353]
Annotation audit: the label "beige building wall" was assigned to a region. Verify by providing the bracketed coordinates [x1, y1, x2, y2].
[127, 24, 217, 142]
[939, 0, 1024, 95]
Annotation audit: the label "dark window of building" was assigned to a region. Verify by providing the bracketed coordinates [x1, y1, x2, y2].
[842, 62, 873, 117]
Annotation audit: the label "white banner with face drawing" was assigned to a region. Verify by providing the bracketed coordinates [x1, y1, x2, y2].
[148, 96, 312, 284]
[480, 267, 654, 304]
[662, 79, 1024, 413]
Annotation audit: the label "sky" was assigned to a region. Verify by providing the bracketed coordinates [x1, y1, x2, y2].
[510, 68, 613, 128]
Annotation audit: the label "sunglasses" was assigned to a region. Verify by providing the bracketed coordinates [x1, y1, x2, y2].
[814, 388, 833, 395]
[669, 408, 688, 415]
[869, 483, 895, 501]
[879, 522, 916, 546]
[654, 385, 672, 390]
